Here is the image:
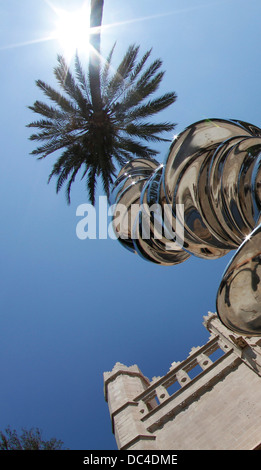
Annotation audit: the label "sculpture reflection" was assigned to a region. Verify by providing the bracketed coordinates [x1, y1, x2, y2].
[111, 118, 261, 336]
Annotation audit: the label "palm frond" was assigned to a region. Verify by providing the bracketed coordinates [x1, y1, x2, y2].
[129, 47, 151, 83]
[35, 80, 75, 113]
[65, 164, 82, 204]
[47, 151, 73, 183]
[86, 166, 97, 206]
[54, 55, 91, 114]
[137, 58, 163, 86]
[48, 145, 84, 203]
[117, 136, 159, 158]
[28, 101, 69, 120]
[126, 93, 177, 121]
[101, 42, 116, 90]
[124, 122, 175, 142]
[114, 92, 177, 124]
[74, 53, 91, 101]
[31, 135, 75, 158]
[27, 119, 54, 130]
[101, 166, 114, 198]
[104, 44, 139, 106]
[121, 70, 165, 112]
[109, 150, 128, 167]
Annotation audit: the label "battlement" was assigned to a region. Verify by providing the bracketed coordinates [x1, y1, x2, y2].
[104, 313, 261, 450]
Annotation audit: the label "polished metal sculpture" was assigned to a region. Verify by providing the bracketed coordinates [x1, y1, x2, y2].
[111, 118, 261, 336]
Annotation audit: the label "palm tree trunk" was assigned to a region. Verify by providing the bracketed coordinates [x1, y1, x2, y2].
[89, 0, 104, 112]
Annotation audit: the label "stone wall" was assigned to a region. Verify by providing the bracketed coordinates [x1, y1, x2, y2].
[104, 312, 261, 450]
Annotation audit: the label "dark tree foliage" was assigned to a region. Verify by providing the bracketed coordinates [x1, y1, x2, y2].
[0, 426, 66, 450]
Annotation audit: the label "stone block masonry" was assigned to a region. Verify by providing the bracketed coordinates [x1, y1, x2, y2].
[104, 312, 261, 450]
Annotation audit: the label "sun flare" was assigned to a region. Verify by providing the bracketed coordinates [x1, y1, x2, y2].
[53, 3, 91, 60]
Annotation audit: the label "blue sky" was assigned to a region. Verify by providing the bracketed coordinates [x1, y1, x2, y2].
[0, 0, 261, 450]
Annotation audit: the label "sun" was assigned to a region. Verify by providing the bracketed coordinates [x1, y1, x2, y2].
[52, 2, 91, 60]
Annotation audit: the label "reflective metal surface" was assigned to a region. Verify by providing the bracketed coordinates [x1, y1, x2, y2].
[111, 118, 261, 335]
[217, 224, 261, 335]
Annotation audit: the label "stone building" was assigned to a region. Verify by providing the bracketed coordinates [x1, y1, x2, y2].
[103, 312, 261, 450]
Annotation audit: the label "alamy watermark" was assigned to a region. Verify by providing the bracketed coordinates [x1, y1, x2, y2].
[76, 196, 185, 250]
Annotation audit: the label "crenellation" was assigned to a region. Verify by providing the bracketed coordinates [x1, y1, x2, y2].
[169, 361, 181, 370]
[104, 312, 261, 450]
[189, 346, 201, 356]
[151, 376, 161, 383]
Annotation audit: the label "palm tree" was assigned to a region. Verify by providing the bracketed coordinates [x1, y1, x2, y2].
[27, 4, 177, 205]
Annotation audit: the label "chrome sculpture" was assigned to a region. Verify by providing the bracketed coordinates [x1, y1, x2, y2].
[111, 118, 261, 336]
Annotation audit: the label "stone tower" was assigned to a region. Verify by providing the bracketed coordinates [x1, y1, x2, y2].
[103, 312, 261, 450]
